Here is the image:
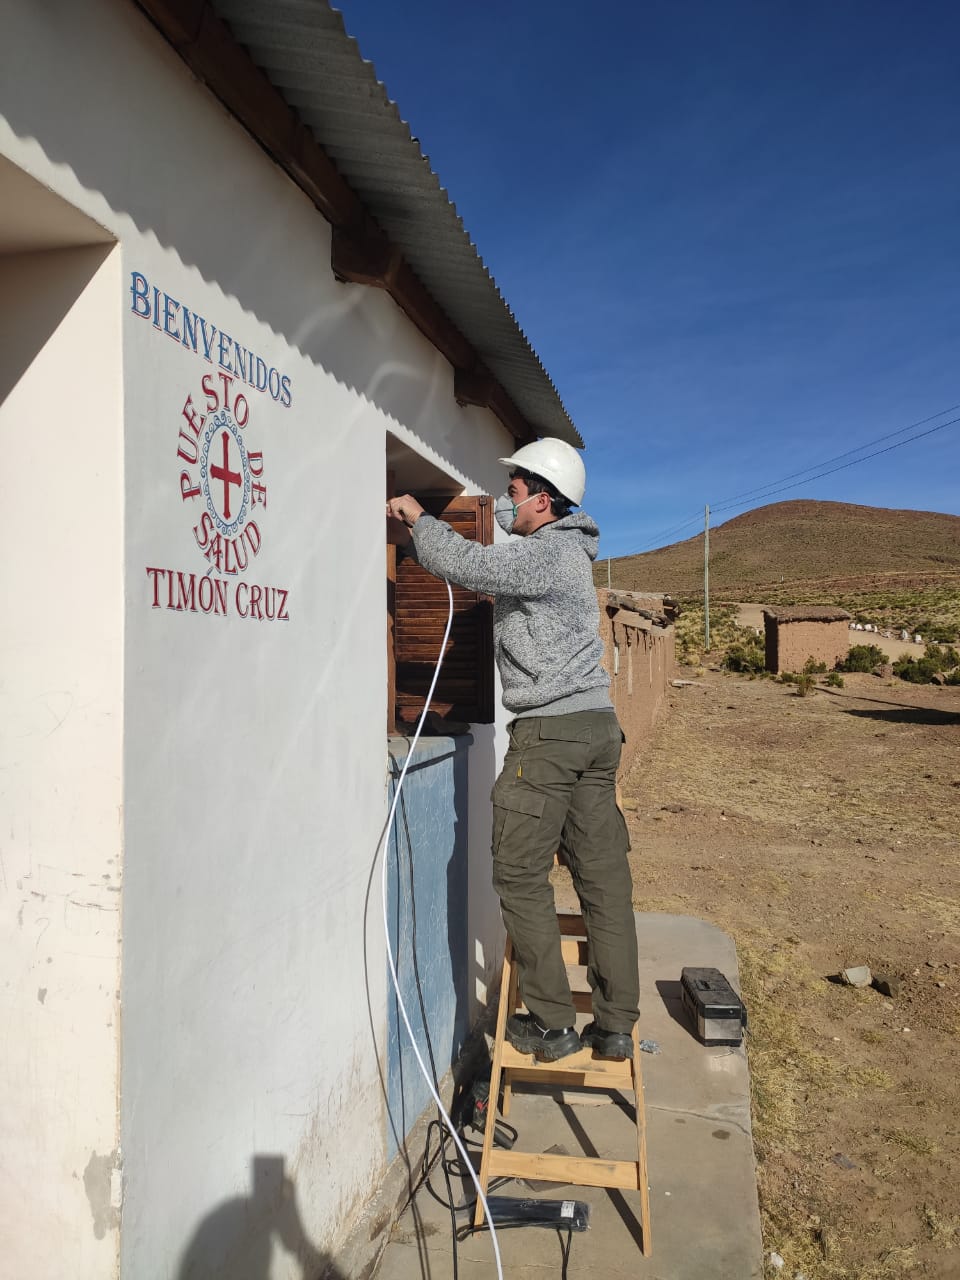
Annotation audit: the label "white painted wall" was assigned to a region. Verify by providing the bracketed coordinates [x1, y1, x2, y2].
[0, 245, 124, 1279]
[1, 2, 509, 1275]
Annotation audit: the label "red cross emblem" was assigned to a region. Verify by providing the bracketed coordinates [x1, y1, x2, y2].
[210, 431, 242, 521]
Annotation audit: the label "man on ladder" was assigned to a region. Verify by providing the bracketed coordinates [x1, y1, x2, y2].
[387, 438, 639, 1062]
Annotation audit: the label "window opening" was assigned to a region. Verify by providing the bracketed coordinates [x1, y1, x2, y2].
[386, 447, 494, 733]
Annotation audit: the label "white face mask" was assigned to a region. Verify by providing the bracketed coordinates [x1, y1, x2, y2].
[494, 492, 537, 534]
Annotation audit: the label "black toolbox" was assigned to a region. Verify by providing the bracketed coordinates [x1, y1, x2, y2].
[680, 967, 747, 1046]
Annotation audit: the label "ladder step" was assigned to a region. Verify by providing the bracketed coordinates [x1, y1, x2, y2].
[487, 1148, 642, 1191]
[500, 1041, 633, 1086]
[557, 912, 587, 936]
[501, 1064, 634, 1090]
[515, 991, 591, 1012]
[560, 938, 588, 965]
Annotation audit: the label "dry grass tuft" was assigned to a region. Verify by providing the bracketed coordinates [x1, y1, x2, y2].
[922, 1203, 959, 1249]
[850, 1066, 894, 1091]
[738, 934, 836, 1148]
[883, 1127, 938, 1156]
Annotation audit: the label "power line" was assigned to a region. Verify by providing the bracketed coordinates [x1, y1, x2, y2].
[625, 510, 705, 556]
[709, 402, 960, 515]
[709, 413, 960, 517]
[616, 400, 960, 558]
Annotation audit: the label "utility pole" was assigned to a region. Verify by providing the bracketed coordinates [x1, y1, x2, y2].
[704, 504, 710, 652]
[607, 557, 611, 590]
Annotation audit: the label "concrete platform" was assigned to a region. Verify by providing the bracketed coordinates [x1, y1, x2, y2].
[374, 913, 763, 1279]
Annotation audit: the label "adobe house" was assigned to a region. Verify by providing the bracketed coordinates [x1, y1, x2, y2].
[0, 4, 675, 1277]
[763, 605, 852, 673]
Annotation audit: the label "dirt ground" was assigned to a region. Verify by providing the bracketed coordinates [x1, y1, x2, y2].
[555, 668, 960, 1278]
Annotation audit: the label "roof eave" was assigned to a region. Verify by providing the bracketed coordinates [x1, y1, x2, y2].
[132, 0, 582, 449]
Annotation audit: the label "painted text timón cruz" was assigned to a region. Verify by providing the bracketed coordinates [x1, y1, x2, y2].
[146, 569, 290, 622]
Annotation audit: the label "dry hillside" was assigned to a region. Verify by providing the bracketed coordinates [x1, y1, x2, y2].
[604, 500, 960, 594]
[601, 500, 960, 637]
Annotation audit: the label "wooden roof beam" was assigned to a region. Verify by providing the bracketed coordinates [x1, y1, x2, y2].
[133, 0, 540, 444]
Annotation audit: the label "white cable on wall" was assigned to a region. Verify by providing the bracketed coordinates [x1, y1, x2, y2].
[380, 578, 504, 1279]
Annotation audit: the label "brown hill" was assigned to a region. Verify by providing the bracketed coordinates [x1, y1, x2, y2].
[603, 500, 960, 600]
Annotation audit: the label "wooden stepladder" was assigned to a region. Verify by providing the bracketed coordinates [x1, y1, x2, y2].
[474, 912, 652, 1256]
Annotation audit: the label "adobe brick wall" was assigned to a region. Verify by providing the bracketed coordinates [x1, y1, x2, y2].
[767, 619, 850, 674]
[597, 590, 675, 780]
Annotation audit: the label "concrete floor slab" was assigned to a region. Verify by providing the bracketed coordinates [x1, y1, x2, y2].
[375, 913, 763, 1279]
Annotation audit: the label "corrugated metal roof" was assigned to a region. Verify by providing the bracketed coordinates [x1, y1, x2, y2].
[211, 0, 581, 447]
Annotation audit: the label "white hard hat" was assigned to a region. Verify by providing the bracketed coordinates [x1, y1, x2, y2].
[498, 438, 586, 506]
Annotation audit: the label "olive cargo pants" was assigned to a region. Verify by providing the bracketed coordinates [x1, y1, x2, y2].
[491, 710, 640, 1033]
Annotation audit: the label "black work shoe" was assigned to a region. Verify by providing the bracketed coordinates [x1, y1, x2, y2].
[505, 1014, 581, 1061]
[581, 1022, 634, 1060]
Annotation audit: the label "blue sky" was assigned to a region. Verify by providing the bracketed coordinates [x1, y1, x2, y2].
[337, 1, 960, 557]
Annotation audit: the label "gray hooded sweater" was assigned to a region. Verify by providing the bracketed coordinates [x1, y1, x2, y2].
[408, 511, 612, 717]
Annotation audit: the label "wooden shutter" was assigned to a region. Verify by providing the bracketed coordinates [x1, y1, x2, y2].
[391, 494, 494, 728]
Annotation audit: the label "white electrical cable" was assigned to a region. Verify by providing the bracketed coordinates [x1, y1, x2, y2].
[380, 577, 505, 1280]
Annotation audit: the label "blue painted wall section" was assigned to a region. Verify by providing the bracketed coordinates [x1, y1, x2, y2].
[385, 736, 472, 1161]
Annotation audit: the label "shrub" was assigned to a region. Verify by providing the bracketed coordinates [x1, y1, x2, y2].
[927, 624, 959, 644]
[674, 602, 745, 663]
[725, 642, 766, 674]
[824, 671, 844, 688]
[928, 643, 960, 669]
[839, 644, 886, 672]
[893, 656, 939, 684]
[803, 656, 827, 674]
[894, 644, 960, 684]
[794, 673, 815, 697]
